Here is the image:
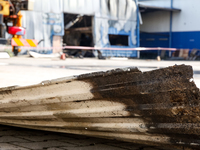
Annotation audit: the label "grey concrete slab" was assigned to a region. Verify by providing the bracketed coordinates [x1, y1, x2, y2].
[0, 143, 29, 150]
[0, 125, 165, 150]
[12, 141, 75, 150]
[106, 142, 147, 150]
[16, 135, 73, 142]
[60, 144, 127, 150]
[47, 148, 65, 150]
[59, 138, 110, 146]
[0, 136, 29, 143]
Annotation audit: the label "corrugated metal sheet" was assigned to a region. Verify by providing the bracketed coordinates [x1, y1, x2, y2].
[20, 0, 64, 54]
[0, 65, 199, 149]
[63, 0, 100, 15]
[21, 0, 64, 54]
[94, 0, 138, 57]
[34, 0, 63, 13]
[19, 0, 139, 56]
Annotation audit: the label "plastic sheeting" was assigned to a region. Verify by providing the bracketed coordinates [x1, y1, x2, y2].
[34, 0, 63, 13]
[63, 0, 100, 15]
[21, 11, 63, 53]
[94, 0, 138, 48]
[138, 0, 171, 8]
[22, 0, 98, 53]
[19, 0, 138, 57]
[20, 0, 64, 54]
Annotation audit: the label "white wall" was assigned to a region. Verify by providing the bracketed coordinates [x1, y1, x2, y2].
[34, 0, 63, 13]
[172, 0, 200, 32]
[140, 0, 200, 33]
[138, 0, 171, 8]
[63, 0, 100, 15]
[140, 11, 170, 32]
[139, 0, 171, 33]
[34, 0, 100, 15]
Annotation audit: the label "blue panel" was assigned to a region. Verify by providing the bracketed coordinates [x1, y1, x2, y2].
[43, 13, 64, 36]
[171, 31, 200, 49]
[140, 32, 169, 48]
[136, 0, 140, 47]
[108, 27, 130, 35]
[100, 46, 137, 58]
[141, 31, 200, 49]
[99, 27, 138, 58]
[140, 32, 169, 54]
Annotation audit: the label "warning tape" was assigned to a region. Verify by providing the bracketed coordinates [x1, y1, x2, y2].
[19, 46, 179, 51]
[0, 45, 180, 51]
[0, 46, 12, 50]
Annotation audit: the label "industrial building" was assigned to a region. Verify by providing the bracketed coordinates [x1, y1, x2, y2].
[19, 0, 139, 58]
[18, 0, 200, 58]
[139, 0, 200, 58]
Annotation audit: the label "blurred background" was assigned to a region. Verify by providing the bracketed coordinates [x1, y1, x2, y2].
[0, 1, 200, 150]
[0, 0, 199, 87]
[7, 0, 200, 59]
[2, 0, 199, 59]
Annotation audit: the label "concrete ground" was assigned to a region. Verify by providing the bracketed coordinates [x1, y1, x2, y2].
[0, 125, 172, 150]
[0, 56, 200, 88]
[0, 56, 200, 150]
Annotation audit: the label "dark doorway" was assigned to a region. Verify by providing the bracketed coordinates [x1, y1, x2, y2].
[109, 34, 129, 46]
[63, 13, 94, 57]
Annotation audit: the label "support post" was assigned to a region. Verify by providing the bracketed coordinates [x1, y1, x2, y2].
[169, 0, 173, 57]
[136, 0, 140, 58]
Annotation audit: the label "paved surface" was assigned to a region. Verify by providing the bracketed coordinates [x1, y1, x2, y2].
[0, 125, 172, 150]
[0, 56, 200, 150]
[0, 56, 200, 88]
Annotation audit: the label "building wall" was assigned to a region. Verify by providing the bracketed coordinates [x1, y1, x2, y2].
[140, 11, 170, 32]
[19, 0, 139, 57]
[140, 0, 200, 49]
[63, 0, 100, 15]
[172, 0, 200, 32]
[94, 0, 138, 57]
[138, 0, 171, 8]
[20, 0, 64, 54]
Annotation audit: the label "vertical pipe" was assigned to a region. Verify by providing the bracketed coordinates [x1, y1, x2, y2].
[169, 0, 173, 57]
[12, 11, 23, 55]
[137, 2, 140, 47]
[135, 0, 140, 58]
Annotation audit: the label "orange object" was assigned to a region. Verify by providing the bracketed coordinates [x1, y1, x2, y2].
[11, 38, 38, 47]
[9, 15, 18, 19]
[12, 11, 23, 55]
[0, 1, 10, 16]
[60, 53, 66, 60]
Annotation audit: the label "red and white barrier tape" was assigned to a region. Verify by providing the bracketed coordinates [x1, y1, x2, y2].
[0, 46, 12, 50]
[21, 46, 179, 51]
[0, 45, 179, 51]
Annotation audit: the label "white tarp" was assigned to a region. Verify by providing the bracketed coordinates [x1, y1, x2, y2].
[21, 11, 62, 50]
[63, 0, 100, 15]
[18, 0, 63, 54]
[34, 0, 63, 13]
[21, 0, 64, 53]
[20, 0, 138, 54]
[94, 0, 138, 47]
[34, 0, 100, 14]
[138, 0, 171, 8]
